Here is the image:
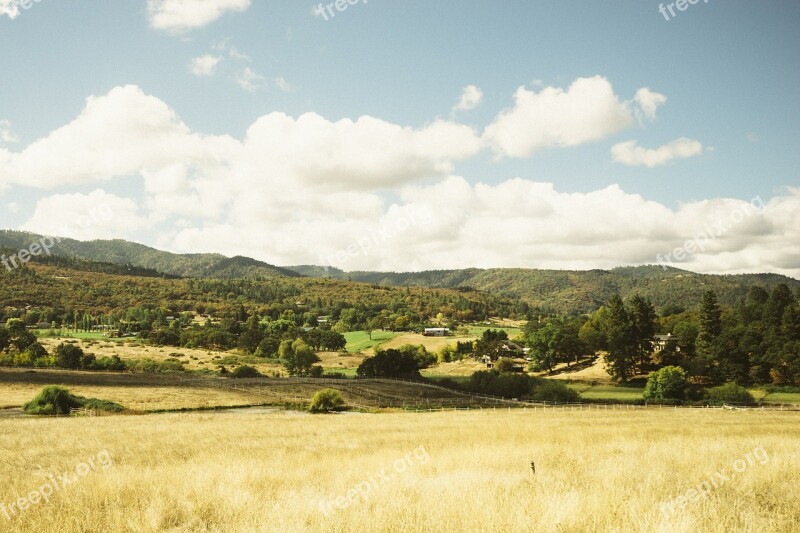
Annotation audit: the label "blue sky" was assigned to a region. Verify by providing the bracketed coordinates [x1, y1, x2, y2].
[0, 0, 798, 276]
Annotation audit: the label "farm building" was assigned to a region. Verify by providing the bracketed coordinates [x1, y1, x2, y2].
[423, 327, 450, 337]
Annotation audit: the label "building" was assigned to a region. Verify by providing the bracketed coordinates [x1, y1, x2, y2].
[423, 328, 450, 337]
[653, 334, 682, 353]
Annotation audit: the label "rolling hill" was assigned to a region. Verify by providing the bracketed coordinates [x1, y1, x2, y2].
[0, 230, 299, 280]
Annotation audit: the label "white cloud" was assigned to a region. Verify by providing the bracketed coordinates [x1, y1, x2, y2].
[0, 85, 239, 198]
[4, 85, 798, 278]
[0, 120, 18, 145]
[20, 190, 146, 241]
[189, 54, 222, 77]
[0, 0, 20, 20]
[147, 0, 251, 33]
[453, 85, 483, 112]
[634, 88, 667, 120]
[483, 76, 635, 158]
[611, 138, 703, 168]
[236, 67, 266, 92]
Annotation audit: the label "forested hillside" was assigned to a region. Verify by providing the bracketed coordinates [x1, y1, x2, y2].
[0, 231, 297, 279]
[291, 265, 800, 314]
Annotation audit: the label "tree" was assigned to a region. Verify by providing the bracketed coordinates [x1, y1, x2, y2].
[604, 295, 638, 381]
[629, 295, 657, 370]
[281, 339, 320, 376]
[357, 348, 420, 378]
[54, 343, 84, 370]
[320, 330, 346, 351]
[309, 389, 346, 413]
[698, 290, 722, 344]
[643, 366, 688, 401]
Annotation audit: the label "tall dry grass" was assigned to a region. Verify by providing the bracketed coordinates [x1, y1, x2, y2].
[0, 409, 797, 532]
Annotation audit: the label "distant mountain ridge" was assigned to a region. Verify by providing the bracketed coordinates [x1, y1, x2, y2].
[0, 230, 299, 280]
[2, 230, 797, 315]
[287, 265, 800, 314]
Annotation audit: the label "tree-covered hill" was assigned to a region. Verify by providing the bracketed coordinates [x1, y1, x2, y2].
[289, 265, 800, 315]
[0, 231, 298, 280]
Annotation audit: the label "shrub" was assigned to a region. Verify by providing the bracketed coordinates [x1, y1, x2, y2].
[309, 365, 324, 378]
[468, 370, 532, 398]
[126, 358, 186, 373]
[493, 358, 516, 374]
[22, 386, 124, 415]
[643, 366, 688, 401]
[230, 365, 261, 379]
[531, 379, 579, 403]
[706, 382, 755, 405]
[309, 389, 346, 413]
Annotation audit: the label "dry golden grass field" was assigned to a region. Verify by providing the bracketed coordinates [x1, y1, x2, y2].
[1, 408, 798, 532]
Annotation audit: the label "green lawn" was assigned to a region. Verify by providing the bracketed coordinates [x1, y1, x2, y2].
[759, 392, 800, 405]
[567, 382, 645, 401]
[34, 330, 109, 340]
[344, 330, 398, 353]
[467, 326, 522, 339]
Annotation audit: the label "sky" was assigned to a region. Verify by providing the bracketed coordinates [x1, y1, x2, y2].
[0, 0, 798, 277]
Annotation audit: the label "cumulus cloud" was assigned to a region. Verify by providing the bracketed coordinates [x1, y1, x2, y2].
[611, 138, 703, 168]
[453, 85, 483, 112]
[147, 0, 251, 33]
[634, 88, 667, 120]
[0, 85, 239, 194]
[189, 55, 222, 77]
[20, 190, 146, 241]
[4, 85, 798, 278]
[483, 76, 635, 158]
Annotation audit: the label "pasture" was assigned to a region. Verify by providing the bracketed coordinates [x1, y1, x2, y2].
[1, 408, 797, 532]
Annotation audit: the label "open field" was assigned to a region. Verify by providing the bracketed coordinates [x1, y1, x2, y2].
[379, 332, 475, 353]
[1, 409, 798, 532]
[343, 331, 398, 353]
[35, 337, 288, 375]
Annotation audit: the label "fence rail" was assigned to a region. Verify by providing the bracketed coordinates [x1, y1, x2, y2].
[172, 375, 800, 412]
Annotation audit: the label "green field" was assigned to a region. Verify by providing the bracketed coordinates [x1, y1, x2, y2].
[467, 326, 522, 339]
[568, 382, 645, 401]
[34, 329, 113, 340]
[344, 330, 398, 352]
[759, 392, 800, 405]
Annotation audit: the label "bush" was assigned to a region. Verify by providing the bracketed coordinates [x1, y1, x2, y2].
[126, 358, 186, 373]
[22, 386, 124, 415]
[230, 365, 261, 379]
[468, 370, 532, 399]
[54, 343, 84, 370]
[309, 388, 346, 413]
[531, 379, 579, 403]
[643, 366, 688, 401]
[309, 365, 324, 378]
[706, 382, 755, 405]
